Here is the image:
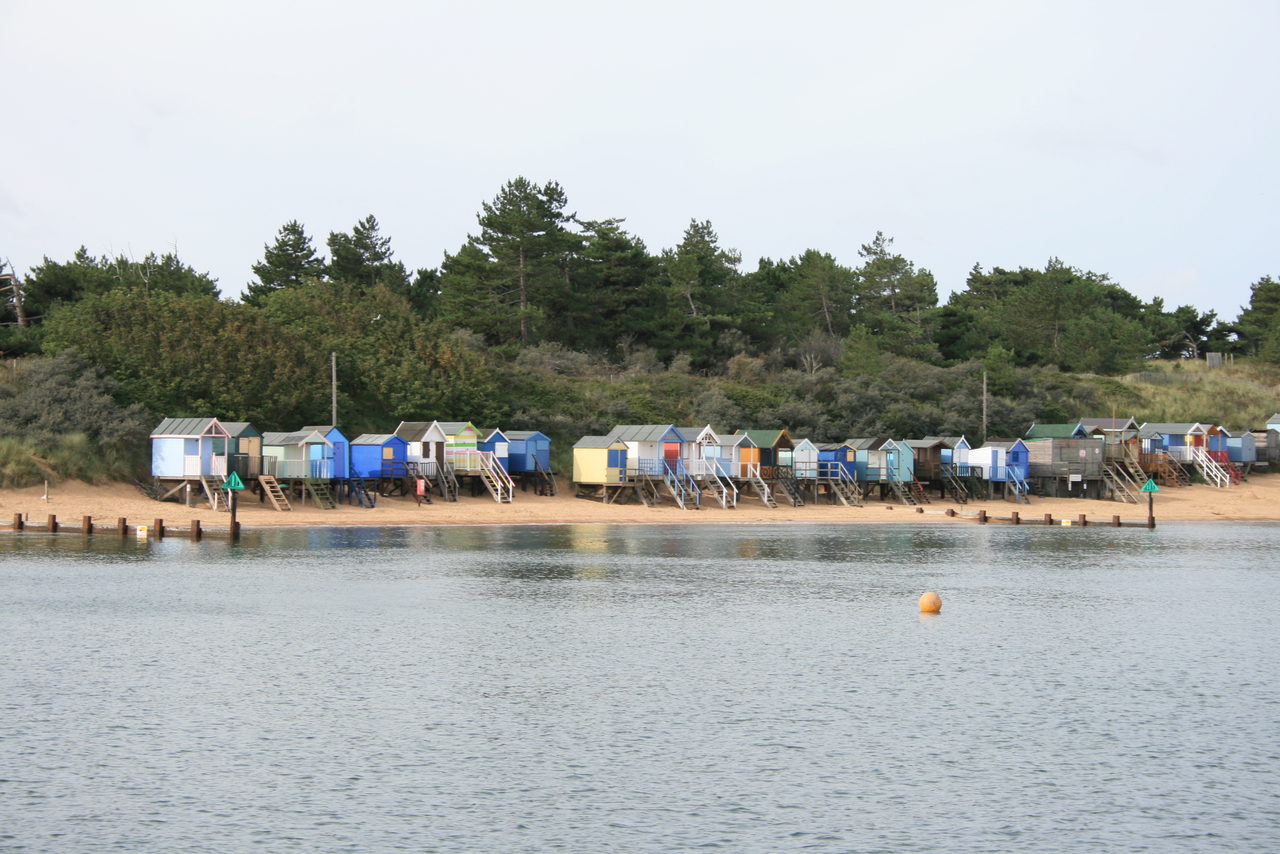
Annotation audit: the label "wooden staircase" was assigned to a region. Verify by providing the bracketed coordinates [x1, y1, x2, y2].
[634, 476, 661, 506]
[774, 466, 805, 507]
[346, 478, 376, 508]
[887, 477, 918, 506]
[1102, 463, 1139, 503]
[942, 467, 969, 504]
[199, 475, 226, 511]
[257, 475, 292, 511]
[747, 469, 777, 508]
[824, 468, 862, 507]
[534, 458, 559, 496]
[478, 452, 515, 503]
[304, 478, 337, 509]
[435, 462, 460, 501]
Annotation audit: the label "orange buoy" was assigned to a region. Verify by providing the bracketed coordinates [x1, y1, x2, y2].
[918, 591, 942, 613]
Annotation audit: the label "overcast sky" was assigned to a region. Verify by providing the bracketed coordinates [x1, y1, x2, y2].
[4, 1, 1277, 321]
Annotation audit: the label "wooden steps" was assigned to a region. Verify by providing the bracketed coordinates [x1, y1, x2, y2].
[257, 475, 292, 511]
[304, 478, 337, 509]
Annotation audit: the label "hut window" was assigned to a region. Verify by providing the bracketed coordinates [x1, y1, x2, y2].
[383, 447, 394, 459]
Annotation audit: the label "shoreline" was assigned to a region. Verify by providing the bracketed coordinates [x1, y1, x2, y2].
[3, 475, 1279, 531]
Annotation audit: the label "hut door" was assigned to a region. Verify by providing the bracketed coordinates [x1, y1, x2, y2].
[183, 438, 201, 477]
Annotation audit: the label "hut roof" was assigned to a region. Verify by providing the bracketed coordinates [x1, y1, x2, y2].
[606, 424, 685, 443]
[352, 433, 398, 445]
[736, 428, 793, 449]
[151, 417, 228, 438]
[905, 439, 947, 449]
[574, 435, 624, 449]
[1025, 423, 1086, 439]
[1079, 417, 1139, 431]
[506, 430, 548, 441]
[1140, 422, 1206, 437]
[1267, 413, 1280, 425]
[437, 421, 477, 435]
[262, 430, 331, 447]
[921, 435, 964, 447]
[221, 421, 260, 438]
[844, 437, 882, 450]
[394, 421, 433, 441]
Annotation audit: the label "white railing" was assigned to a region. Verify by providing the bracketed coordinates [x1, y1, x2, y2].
[274, 459, 333, 479]
[1190, 446, 1231, 488]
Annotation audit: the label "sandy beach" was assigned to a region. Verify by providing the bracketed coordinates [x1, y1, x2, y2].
[3, 474, 1278, 531]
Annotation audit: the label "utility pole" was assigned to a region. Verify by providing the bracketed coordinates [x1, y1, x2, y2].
[330, 352, 338, 426]
[981, 370, 988, 444]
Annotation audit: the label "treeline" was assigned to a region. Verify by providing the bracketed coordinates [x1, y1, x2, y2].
[1, 176, 1277, 482]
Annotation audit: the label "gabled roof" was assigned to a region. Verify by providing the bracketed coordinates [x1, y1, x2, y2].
[905, 438, 947, 449]
[262, 429, 331, 447]
[476, 427, 506, 442]
[151, 417, 229, 438]
[815, 442, 850, 452]
[394, 421, 433, 441]
[221, 421, 260, 438]
[793, 437, 818, 450]
[437, 421, 478, 435]
[506, 430, 549, 441]
[1267, 413, 1280, 425]
[736, 428, 794, 449]
[606, 424, 686, 443]
[921, 435, 966, 448]
[720, 432, 757, 449]
[843, 437, 882, 450]
[1025, 422, 1087, 439]
[981, 438, 1028, 451]
[301, 424, 344, 436]
[1079, 417, 1139, 432]
[679, 425, 721, 443]
[574, 435, 626, 449]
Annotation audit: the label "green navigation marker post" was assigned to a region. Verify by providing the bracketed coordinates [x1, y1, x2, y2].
[1140, 477, 1160, 529]
[221, 472, 246, 541]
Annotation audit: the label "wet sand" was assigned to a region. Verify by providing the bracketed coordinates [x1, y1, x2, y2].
[4, 474, 1278, 530]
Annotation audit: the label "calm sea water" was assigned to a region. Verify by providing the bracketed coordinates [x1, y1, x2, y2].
[1, 522, 1278, 853]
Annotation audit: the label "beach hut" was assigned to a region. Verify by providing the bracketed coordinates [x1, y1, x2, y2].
[904, 438, 947, 483]
[350, 434, 409, 479]
[735, 429, 795, 477]
[150, 417, 231, 480]
[1267, 414, 1280, 433]
[478, 427, 510, 472]
[792, 437, 819, 481]
[922, 436, 971, 476]
[394, 421, 449, 474]
[720, 432, 760, 480]
[220, 422, 263, 479]
[262, 429, 334, 479]
[605, 425, 688, 477]
[844, 438, 884, 482]
[972, 438, 1031, 500]
[572, 436, 628, 486]
[679, 425, 728, 477]
[1224, 429, 1257, 467]
[437, 421, 483, 472]
[507, 430, 552, 475]
[1025, 434, 1104, 497]
[301, 425, 349, 480]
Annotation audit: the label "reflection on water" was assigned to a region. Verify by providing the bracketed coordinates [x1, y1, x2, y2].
[1, 522, 1278, 853]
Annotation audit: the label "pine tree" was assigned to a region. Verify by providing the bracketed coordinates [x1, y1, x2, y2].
[327, 215, 409, 293]
[244, 220, 325, 306]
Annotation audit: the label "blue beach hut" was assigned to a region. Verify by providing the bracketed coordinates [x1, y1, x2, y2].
[350, 434, 409, 478]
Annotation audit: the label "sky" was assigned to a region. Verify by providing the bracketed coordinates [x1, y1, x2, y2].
[3, 1, 1277, 321]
